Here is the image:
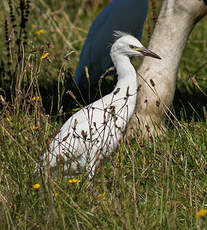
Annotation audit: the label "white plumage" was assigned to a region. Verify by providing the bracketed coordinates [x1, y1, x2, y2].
[42, 32, 161, 178]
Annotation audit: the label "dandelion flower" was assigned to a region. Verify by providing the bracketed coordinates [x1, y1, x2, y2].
[32, 126, 39, 131]
[68, 179, 80, 184]
[6, 117, 10, 122]
[32, 96, 40, 101]
[196, 209, 207, 219]
[98, 193, 105, 198]
[40, 52, 49, 60]
[33, 183, 40, 190]
[36, 29, 45, 35]
[54, 192, 59, 197]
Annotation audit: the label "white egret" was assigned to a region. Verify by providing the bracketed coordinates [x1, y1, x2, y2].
[42, 32, 161, 178]
[74, 0, 148, 89]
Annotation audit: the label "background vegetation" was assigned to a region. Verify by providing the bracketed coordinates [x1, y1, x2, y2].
[0, 0, 206, 229]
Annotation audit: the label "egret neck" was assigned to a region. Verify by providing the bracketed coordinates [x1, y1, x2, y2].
[111, 55, 138, 114]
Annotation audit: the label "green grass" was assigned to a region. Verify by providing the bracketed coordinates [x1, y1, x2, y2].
[0, 0, 207, 229]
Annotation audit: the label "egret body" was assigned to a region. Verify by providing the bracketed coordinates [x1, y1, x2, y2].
[43, 32, 161, 178]
[74, 0, 148, 89]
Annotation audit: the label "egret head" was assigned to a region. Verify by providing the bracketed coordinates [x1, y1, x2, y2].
[111, 31, 161, 59]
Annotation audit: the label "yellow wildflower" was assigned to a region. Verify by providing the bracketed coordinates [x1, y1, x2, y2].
[54, 192, 59, 197]
[36, 29, 45, 35]
[55, 192, 59, 197]
[40, 52, 49, 60]
[98, 192, 105, 198]
[33, 183, 40, 190]
[6, 117, 10, 122]
[32, 126, 39, 131]
[68, 179, 80, 184]
[32, 96, 40, 101]
[196, 209, 207, 219]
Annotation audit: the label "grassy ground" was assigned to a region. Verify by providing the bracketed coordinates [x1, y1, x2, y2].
[0, 0, 207, 229]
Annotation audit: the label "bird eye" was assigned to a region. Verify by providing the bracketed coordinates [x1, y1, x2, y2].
[129, 45, 137, 50]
